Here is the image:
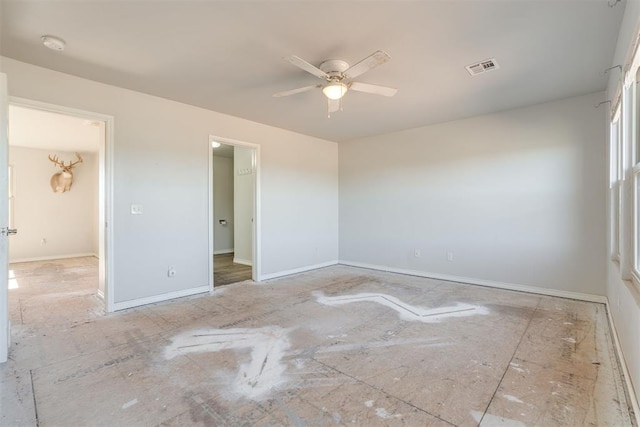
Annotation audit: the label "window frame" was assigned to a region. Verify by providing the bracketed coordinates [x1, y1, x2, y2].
[633, 78, 640, 285]
[611, 105, 622, 263]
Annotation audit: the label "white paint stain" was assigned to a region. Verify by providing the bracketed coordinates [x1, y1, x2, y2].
[562, 337, 577, 343]
[332, 412, 341, 424]
[503, 394, 524, 403]
[364, 400, 374, 408]
[471, 410, 526, 427]
[122, 398, 138, 409]
[563, 322, 573, 325]
[164, 326, 290, 399]
[375, 407, 401, 419]
[314, 292, 488, 323]
[510, 362, 525, 373]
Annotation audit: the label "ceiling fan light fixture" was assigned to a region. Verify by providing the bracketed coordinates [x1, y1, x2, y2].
[322, 82, 348, 100]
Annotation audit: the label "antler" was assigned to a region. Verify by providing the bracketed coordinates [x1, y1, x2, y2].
[48, 153, 83, 170]
[48, 154, 64, 167]
[67, 153, 83, 168]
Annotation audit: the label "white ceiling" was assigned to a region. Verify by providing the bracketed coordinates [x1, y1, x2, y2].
[9, 105, 101, 152]
[0, 1, 625, 142]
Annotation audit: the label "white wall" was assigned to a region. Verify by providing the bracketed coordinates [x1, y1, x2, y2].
[213, 155, 233, 254]
[1, 57, 339, 305]
[340, 92, 606, 296]
[606, 0, 640, 409]
[233, 146, 253, 265]
[8, 147, 98, 262]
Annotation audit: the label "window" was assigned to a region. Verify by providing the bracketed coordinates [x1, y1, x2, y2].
[634, 77, 640, 283]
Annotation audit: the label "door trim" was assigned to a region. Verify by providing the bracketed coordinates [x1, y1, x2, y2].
[1, 74, 8, 363]
[9, 97, 115, 312]
[208, 134, 261, 292]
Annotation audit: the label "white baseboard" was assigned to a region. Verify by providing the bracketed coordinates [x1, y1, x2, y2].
[338, 260, 608, 304]
[112, 285, 210, 311]
[10, 253, 98, 264]
[605, 299, 640, 426]
[233, 258, 253, 267]
[260, 260, 339, 281]
[214, 249, 234, 255]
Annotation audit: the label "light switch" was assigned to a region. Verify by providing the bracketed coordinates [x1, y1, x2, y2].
[131, 204, 143, 215]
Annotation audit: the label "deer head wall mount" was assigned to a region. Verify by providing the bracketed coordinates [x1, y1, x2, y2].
[48, 153, 83, 193]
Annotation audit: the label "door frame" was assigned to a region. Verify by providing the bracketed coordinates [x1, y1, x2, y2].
[208, 134, 261, 291]
[9, 97, 115, 312]
[1, 74, 8, 362]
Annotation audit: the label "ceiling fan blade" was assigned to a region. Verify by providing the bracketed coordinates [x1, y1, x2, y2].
[348, 81, 397, 97]
[328, 98, 340, 113]
[344, 50, 391, 79]
[285, 55, 329, 79]
[272, 85, 320, 97]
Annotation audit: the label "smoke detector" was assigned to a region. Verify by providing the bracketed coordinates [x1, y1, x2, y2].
[41, 35, 66, 51]
[465, 58, 499, 76]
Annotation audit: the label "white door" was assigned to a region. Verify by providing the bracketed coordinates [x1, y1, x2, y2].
[0, 74, 10, 363]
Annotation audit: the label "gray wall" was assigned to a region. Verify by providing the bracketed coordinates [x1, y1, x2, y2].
[340, 92, 606, 296]
[9, 147, 98, 262]
[233, 146, 253, 265]
[1, 57, 339, 305]
[213, 155, 233, 254]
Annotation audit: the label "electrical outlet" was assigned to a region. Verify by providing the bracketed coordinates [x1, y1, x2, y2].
[131, 204, 143, 215]
[168, 266, 176, 278]
[447, 252, 454, 262]
[414, 249, 421, 258]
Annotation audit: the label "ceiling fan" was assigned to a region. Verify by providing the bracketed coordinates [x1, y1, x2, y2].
[273, 50, 397, 116]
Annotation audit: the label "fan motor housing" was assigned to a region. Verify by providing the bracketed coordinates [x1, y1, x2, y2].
[319, 59, 350, 78]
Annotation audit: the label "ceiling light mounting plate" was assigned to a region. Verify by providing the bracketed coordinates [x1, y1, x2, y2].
[41, 35, 66, 51]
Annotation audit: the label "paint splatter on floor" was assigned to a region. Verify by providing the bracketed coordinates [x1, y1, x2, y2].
[164, 326, 290, 399]
[121, 398, 138, 409]
[315, 292, 488, 322]
[375, 407, 402, 419]
[502, 394, 524, 403]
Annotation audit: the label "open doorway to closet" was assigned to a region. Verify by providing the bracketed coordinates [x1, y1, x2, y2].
[209, 135, 260, 289]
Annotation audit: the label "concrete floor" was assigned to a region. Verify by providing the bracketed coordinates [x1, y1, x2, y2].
[1, 257, 634, 426]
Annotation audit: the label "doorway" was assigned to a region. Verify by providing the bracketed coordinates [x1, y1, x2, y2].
[7, 98, 113, 312]
[208, 135, 260, 290]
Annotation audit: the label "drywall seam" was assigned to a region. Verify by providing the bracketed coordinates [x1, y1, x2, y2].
[605, 298, 640, 425]
[339, 260, 608, 304]
[112, 285, 209, 311]
[10, 253, 97, 264]
[260, 260, 339, 281]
